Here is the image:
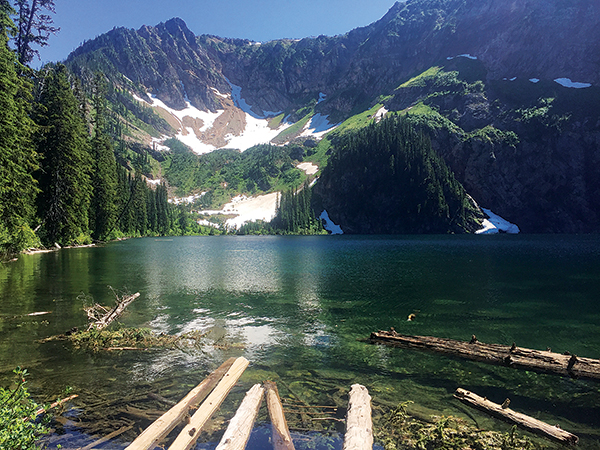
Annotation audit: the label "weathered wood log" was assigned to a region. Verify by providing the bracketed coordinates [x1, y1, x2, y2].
[454, 388, 578, 445]
[33, 394, 78, 417]
[215, 384, 264, 450]
[77, 424, 134, 450]
[168, 356, 250, 450]
[369, 330, 600, 381]
[88, 292, 140, 331]
[125, 357, 236, 450]
[343, 384, 373, 450]
[264, 381, 295, 450]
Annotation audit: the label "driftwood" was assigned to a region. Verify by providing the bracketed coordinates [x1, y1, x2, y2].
[454, 388, 579, 445]
[87, 292, 140, 331]
[369, 330, 600, 381]
[264, 381, 295, 450]
[215, 384, 264, 450]
[33, 394, 79, 417]
[343, 384, 373, 450]
[78, 424, 134, 450]
[125, 357, 236, 450]
[168, 356, 250, 450]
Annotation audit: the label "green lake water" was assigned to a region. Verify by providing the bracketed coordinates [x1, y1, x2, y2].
[1, 235, 600, 448]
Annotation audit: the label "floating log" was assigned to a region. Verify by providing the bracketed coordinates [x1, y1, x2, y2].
[168, 356, 250, 450]
[264, 381, 295, 450]
[125, 357, 236, 450]
[215, 384, 264, 450]
[369, 330, 600, 381]
[343, 384, 373, 450]
[454, 388, 578, 445]
[88, 292, 140, 331]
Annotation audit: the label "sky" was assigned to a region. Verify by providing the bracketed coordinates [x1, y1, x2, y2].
[34, 0, 400, 66]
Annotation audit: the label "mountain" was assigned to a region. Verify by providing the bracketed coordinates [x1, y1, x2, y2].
[64, 0, 600, 233]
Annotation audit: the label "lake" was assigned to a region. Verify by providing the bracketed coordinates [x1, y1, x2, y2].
[1, 235, 600, 448]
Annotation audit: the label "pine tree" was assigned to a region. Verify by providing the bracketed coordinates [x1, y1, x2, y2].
[34, 64, 93, 246]
[0, 2, 39, 254]
[89, 72, 118, 241]
[14, 0, 59, 65]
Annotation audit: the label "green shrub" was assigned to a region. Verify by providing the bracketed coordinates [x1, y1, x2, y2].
[0, 368, 49, 450]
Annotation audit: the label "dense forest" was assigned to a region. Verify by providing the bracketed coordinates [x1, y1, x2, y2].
[314, 116, 483, 234]
[0, 1, 212, 258]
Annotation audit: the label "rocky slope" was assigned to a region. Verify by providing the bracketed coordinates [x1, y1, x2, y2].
[64, 0, 600, 233]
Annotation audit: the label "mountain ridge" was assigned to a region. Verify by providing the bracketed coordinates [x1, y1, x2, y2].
[63, 0, 600, 233]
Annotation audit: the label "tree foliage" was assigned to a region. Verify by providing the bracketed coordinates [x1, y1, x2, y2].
[34, 64, 93, 246]
[0, 2, 39, 255]
[316, 116, 482, 234]
[13, 0, 58, 65]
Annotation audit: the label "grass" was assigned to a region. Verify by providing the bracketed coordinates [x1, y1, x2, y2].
[398, 66, 443, 89]
[272, 112, 313, 144]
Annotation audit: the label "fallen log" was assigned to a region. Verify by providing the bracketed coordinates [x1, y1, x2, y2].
[369, 330, 600, 381]
[125, 357, 236, 450]
[454, 388, 578, 446]
[77, 424, 134, 450]
[343, 384, 373, 450]
[87, 292, 140, 331]
[215, 384, 264, 450]
[264, 381, 295, 450]
[168, 356, 250, 450]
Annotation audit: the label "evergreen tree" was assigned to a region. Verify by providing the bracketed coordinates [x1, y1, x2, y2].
[0, 2, 39, 254]
[13, 0, 58, 65]
[89, 72, 118, 241]
[34, 64, 93, 246]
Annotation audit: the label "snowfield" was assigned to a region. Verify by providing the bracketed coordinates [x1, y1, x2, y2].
[319, 210, 343, 235]
[297, 162, 319, 175]
[300, 113, 339, 139]
[554, 78, 592, 89]
[134, 87, 293, 154]
[199, 193, 279, 230]
[476, 208, 520, 234]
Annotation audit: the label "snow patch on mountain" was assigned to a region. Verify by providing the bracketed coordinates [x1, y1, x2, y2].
[447, 54, 477, 60]
[297, 162, 318, 175]
[319, 210, 343, 235]
[301, 113, 339, 139]
[476, 208, 520, 234]
[554, 78, 592, 89]
[134, 89, 292, 154]
[225, 115, 292, 151]
[199, 193, 279, 229]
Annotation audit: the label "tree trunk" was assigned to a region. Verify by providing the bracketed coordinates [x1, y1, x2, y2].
[264, 381, 295, 450]
[125, 357, 236, 450]
[454, 388, 578, 445]
[215, 384, 264, 450]
[343, 384, 373, 450]
[369, 330, 600, 381]
[168, 357, 250, 450]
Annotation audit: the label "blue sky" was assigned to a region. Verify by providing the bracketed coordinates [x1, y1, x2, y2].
[35, 0, 399, 66]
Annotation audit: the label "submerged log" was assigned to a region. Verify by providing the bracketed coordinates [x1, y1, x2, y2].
[215, 384, 264, 450]
[343, 384, 373, 450]
[369, 330, 600, 381]
[125, 357, 236, 450]
[264, 381, 295, 450]
[169, 356, 250, 450]
[87, 292, 140, 331]
[454, 388, 578, 445]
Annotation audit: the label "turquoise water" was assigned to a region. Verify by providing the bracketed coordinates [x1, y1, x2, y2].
[1, 235, 600, 448]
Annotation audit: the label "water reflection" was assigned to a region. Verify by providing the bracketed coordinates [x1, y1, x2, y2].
[1, 235, 600, 447]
